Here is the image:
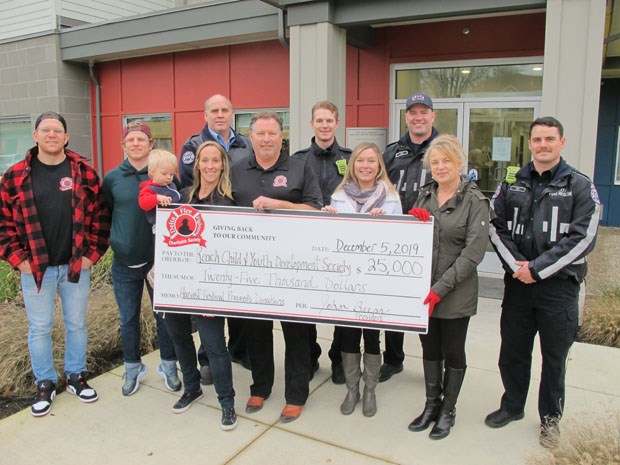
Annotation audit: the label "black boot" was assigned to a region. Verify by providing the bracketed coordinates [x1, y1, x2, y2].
[408, 360, 443, 432]
[429, 366, 466, 440]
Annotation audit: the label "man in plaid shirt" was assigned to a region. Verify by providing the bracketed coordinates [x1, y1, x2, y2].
[0, 111, 110, 417]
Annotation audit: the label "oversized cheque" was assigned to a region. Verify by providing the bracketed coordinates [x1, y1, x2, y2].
[153, 205, 433, 333]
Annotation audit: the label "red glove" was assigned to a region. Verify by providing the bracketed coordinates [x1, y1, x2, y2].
[423, 290, 441, 316]
[408, 208, 431, 222]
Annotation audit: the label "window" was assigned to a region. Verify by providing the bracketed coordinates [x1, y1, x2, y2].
[0, 116, 32, 175]
[123, 114, 172, 151]
[235, 110, 290, 154]
[395, 63, 543, 99]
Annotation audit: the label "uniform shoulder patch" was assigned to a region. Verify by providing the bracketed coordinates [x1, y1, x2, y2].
[182, 151, 195, 165]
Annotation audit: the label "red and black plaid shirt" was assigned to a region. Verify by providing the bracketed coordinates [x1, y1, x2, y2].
[0, 147, 110, 291]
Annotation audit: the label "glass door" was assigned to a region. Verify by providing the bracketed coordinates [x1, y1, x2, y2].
[462, 103, 539, 194]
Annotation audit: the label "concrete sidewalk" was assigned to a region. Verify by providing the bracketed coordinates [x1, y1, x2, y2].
[1, 297, 619, 465]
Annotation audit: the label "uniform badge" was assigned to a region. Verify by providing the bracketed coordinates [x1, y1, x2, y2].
[164, 206, 206, 247]
[182, 151, 195, 165]
[395, 150, 409, 158]
[59, 177, 73, 191]
[335, 159, 347, 176]
[273, 175, 288, 188]
[505, 166, 519, 184]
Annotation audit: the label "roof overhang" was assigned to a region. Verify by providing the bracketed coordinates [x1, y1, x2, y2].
[60, 0, 280, 63]
[60, 0, 546, 63]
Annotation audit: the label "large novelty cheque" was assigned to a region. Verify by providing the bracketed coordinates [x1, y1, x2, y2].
[153, 205, 434, 333]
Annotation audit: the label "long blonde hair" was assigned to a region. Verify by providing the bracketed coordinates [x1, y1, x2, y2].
[187, 141, 233, 201]
[334, 142, 396, 194]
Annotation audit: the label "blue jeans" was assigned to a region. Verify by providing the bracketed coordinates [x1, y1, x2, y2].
[111, 259, 176, 363]
[165, 313, 235, 409]
[21, 265, 90, 383]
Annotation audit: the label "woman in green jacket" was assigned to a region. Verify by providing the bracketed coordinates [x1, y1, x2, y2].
[408, 135, 491, 440]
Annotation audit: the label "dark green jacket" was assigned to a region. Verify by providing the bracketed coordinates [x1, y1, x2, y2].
[414, 176, 491, 318]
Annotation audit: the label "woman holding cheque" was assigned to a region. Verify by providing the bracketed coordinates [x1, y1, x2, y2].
[163, 141, 238, 430]
[407, 135, 490, 440]
[322, 142, 402, 417]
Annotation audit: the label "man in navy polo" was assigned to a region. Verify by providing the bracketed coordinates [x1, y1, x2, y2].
[230, 111, 322, 424]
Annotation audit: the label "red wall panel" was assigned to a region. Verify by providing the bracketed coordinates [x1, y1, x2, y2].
[385, 13, 545, 63]
[230, 40, 290, 108]
[345, 46, 359, 128]
[101, 115, 124, 174]
[174, 48, 231, 111]
[175, 111, 205, 155]
[99, 61, 122, 115]
[121, 55, 174, 113]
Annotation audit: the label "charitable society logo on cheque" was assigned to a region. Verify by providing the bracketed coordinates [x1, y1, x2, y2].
[164, 206, 207, 247]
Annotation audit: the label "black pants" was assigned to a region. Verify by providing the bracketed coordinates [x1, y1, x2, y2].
[327, 326, 344, 364]
[341, 327, 380, 354]
[164, 313, 235, 408]
[308, 324, 322, 366]
[498, 274, 579, 423]
[246, 319, 311, 405]
[419, 316, 470, 369]
[198, 317, 247, 366]
[383, 330, 405, 366]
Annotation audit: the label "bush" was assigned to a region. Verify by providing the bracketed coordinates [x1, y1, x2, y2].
[579, 287, 620, 348]
[0, 261, 20, 303]
[0, 251, 158, 397]
[529, 412, 620, 465]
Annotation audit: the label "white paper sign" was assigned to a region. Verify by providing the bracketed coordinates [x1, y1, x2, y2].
[153, 205, 433, 333]
[346, 127, 388, 152]
[492, 137, 512, 162]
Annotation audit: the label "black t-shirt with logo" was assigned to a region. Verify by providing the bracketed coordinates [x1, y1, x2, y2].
[31, 155, 73, 266]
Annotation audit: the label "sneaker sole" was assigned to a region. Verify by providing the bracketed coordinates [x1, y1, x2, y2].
[220, 420, 238, 431]
[66, 385, 99, 403]
[158, 366, 182, 392]
[172, 393, 204, 414]
[31, 391, 56, 417]
[123, 366, 147, 397]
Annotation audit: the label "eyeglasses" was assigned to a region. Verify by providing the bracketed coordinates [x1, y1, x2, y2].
[37, 126, 65, 134]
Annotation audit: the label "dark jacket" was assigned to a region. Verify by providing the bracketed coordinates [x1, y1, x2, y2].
[102, 159, 154, 266]
[383, 128, 438, 212]
[414, 176, 491, 319]
[489, 158, 600, 282]
[179, 124, 252, 188]
[291, 137, 351, 206]
[0, 147, 110, 290]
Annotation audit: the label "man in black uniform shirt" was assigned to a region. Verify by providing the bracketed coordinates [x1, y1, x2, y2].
[381, 92, 438, 382]
[292, 101, 351, 385]
[485, 116, 600, 444]
[230, 111, 322, 423]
